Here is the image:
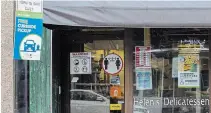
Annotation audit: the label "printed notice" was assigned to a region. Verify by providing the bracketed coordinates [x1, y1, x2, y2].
[70, 52, 92, 74]
[172, 57, 178, 78]
[135, 46, 151, 69]
[136, 69, 152, 90]
[178, 54, 200, 88]
[102, 53, 123, 75]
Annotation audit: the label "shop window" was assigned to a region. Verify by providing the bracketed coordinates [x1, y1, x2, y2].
[132, 28, 210, 113]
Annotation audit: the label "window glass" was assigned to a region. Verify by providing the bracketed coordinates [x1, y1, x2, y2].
[70, 39, 125, 113]
[82, 92, 98, 101]
[71, 91, 82, 100]
[132, 28, 209, 113]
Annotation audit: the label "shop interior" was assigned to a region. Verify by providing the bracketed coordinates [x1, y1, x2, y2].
[50, 27, 209, 113]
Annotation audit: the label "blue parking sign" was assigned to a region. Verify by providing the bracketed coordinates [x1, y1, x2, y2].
[14, 17, 43, 60]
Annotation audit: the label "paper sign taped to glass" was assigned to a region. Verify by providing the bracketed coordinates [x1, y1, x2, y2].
[172, 57, 178, 78]
[178, 54, 200, 88]
[136, 68, 152, 90]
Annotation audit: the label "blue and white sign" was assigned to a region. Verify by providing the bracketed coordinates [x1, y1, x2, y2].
[14, 17, 43, 60]
[136, 69, 152, 90]
[14, 0, 43, 60]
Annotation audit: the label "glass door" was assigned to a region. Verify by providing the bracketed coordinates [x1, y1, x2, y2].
[70, 39, 125, 113]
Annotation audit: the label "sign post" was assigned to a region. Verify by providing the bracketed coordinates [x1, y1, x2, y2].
[14, 0, 43, 60]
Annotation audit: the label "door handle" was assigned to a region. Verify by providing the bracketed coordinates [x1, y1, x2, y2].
[59, 86, 61, 94]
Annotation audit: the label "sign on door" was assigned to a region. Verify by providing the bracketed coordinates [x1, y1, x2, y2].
[102, 53, 123, 75]
[70, 52, 92, 74]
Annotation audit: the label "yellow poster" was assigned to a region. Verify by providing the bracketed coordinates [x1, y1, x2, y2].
[178, 54, 199, 72]
[178, 54, 200, 88]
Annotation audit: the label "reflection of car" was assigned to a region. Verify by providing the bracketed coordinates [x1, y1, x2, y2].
[70, 89, 149, 113]
[24, 40, 36, 52]
[70, 89, 110, 113]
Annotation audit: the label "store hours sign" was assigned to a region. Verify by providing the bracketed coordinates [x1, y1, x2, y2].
[70, 52, 92, 74]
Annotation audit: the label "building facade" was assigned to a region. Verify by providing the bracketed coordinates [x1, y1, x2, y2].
[2, 1, 211, 113]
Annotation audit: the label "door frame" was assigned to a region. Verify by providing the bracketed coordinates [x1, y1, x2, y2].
[124, 29, 134, 113]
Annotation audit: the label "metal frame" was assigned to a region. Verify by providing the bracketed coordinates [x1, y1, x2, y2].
[208, 29, 211, 113]
[124, 29, 134, 113]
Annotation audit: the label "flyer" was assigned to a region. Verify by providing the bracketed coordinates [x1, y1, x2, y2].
[136, 69, 152, 90]
[172, 57, 178, 78]
[178, 54, 200, 88]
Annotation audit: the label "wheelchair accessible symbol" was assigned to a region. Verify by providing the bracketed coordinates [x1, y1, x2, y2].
[19, 34, 42, 60]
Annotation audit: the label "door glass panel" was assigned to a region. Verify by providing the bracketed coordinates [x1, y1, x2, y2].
[132, 28, 209, 113]
[70, 40, 125, 113]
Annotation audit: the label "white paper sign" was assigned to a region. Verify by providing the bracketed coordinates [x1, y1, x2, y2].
[70, 52, 92, 74]
[102, 53, 123, 75]
[172, 57, 178, 78]
[17, 0, 43, 12]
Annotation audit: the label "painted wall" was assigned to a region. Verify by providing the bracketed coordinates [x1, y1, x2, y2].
[1, 1, 15, 113]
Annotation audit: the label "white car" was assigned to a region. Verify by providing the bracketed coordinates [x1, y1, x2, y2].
[70, 89, 149, 113]
[70, 89, 110, 113]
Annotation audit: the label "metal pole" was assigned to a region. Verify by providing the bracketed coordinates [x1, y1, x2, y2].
[208, 29, 211, 113]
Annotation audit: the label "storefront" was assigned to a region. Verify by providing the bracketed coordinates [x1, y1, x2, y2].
[2, 1, 211, 113]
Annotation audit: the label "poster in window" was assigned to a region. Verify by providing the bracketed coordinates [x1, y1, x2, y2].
[136, 69, 152, 90]
[178, 54, 200, 88]
[135, 46, 151, 69]
[110, 86, 122, 98]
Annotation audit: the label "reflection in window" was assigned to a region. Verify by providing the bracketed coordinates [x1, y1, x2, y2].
[70, 39, 125, 113]
[133, 28, 210, 113]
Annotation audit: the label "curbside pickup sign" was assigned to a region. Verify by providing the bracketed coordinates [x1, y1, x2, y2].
[14, 0, 43, 60]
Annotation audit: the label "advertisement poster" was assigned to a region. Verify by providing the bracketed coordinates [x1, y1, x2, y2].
[136, 69, 152, 90]
[172, 57, 178, 78]
[70, 52, 92, 74]
[14, 0, 43, 60]
[135, 46, 151, 69]
[178, 54, 200, 88]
